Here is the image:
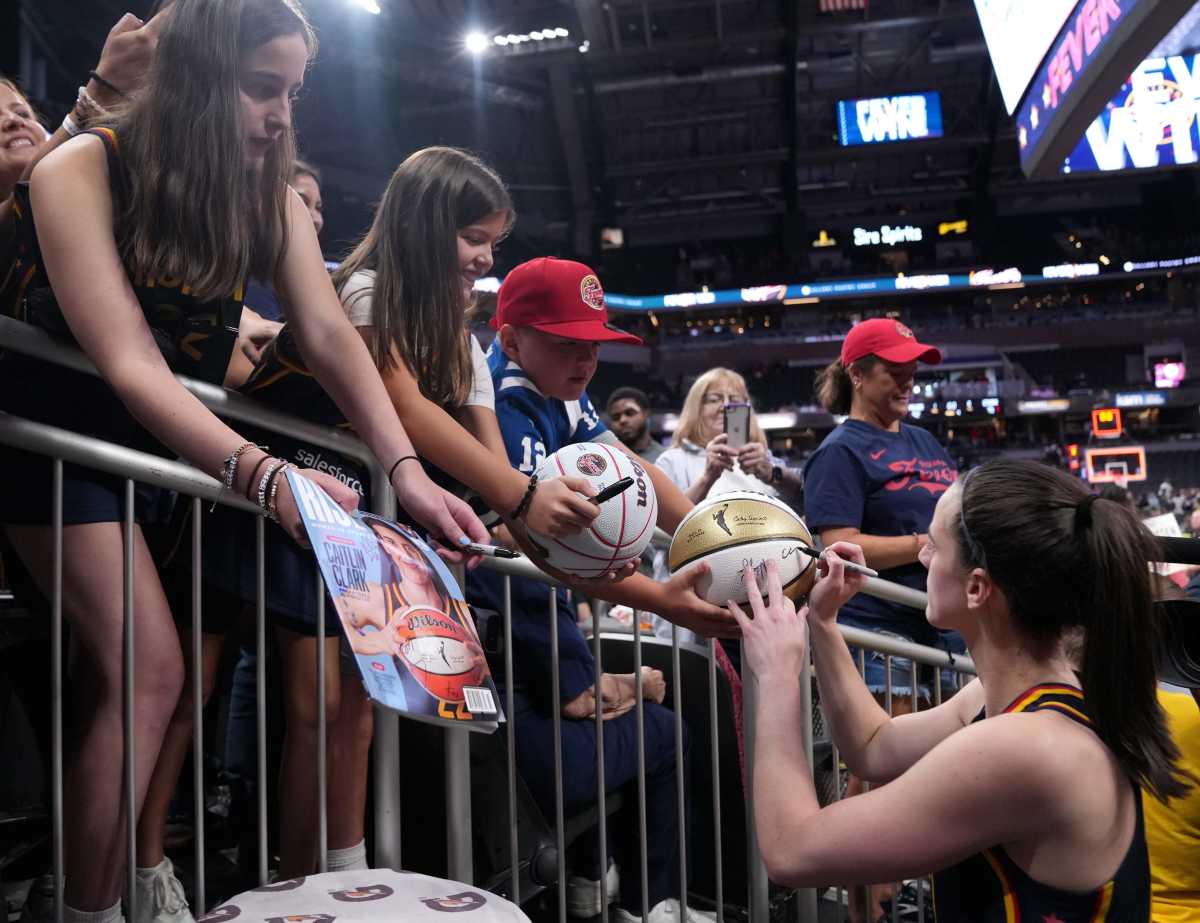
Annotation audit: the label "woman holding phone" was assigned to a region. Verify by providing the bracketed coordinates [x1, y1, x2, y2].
[654, 367, 802, 505]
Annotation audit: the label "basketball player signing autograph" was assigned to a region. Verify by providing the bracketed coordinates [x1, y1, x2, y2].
[733, 460, 1186, 920]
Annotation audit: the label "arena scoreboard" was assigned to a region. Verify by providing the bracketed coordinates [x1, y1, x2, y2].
[974, 0, 1199, 178]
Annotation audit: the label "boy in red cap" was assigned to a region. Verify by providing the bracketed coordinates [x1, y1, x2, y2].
[470, 257, 724, 923]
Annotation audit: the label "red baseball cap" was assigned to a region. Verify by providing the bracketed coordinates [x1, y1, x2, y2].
[841, 318, 941, 366]
[490, 257, 642, 345]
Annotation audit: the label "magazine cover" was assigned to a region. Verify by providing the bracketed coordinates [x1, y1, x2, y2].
[286, 469, 503, 732]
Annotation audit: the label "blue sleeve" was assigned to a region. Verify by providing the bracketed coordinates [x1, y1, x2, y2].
[573, 391, 609, 443]
[803, 441, 866, 532]
[495, 398, 548, 474]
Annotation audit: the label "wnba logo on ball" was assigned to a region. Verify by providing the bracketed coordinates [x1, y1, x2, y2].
[580, 274, 605, 310]
[576, 453, 608, 476]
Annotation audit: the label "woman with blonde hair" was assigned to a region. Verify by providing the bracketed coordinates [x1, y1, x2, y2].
[655, 367, 802, 505]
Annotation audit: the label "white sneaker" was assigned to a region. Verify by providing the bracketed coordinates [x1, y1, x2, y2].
[567, 860, 620, 917]
[132, 859, 195, 923]
[613, 898, 716, 923]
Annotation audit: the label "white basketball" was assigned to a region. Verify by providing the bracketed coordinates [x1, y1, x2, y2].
[527, 442, 658, 577]
[668, 490, 816, 606]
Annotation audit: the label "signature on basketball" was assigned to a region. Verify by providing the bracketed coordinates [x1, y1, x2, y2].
[740, 558, 770, 586]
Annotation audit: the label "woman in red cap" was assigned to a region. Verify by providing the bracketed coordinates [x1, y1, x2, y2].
[804, 317, 959, 918]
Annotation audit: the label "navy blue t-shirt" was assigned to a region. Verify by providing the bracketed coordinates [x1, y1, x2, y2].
[803, 419, 956, 626]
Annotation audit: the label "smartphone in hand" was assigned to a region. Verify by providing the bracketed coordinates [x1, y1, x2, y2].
[723, 402, 752, 449]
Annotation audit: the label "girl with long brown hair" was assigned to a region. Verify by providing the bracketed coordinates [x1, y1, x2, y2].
[0, 2, 486, 919]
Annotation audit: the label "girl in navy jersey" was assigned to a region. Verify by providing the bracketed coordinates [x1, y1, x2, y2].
[0, 2, 486, 919]
[731, 459, 1188, 921]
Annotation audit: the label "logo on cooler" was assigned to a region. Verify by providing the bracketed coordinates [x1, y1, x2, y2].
[580, 274, 605, 311]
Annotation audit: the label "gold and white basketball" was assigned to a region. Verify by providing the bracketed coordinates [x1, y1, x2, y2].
[668, 491, 817, 606]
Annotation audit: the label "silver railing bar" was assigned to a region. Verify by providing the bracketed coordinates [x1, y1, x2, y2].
[445, 570, 473, 884]
[549, 589, 567, 922]
[742, 665, 769, 923]
[593, 607, 610, 922]
[671, 626, 687, 920]
[0, 317, 372, 465]
[503, 576, 519, 903]
[123, 479, 137, 921]
[708, 639, 723, 923]
[633, 616, 649, 922]
[51, 460, 64, 923]
[255, 515, 268, 884]
[796, 642, 817, 923]
[191, 497, 207, 914]
[317, 572, 329, 873]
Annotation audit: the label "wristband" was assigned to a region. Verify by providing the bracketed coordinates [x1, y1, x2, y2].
[511, 474, 538, 521]
[388, 455, 419, 485]
[244, 454, 271, 501]
[61, 112, 82, 138]
[88, 69, 127, 99]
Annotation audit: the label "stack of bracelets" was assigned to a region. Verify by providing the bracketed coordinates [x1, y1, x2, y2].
[220, 442, 293, 523]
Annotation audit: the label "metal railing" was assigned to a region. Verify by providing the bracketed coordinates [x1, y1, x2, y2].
[0, 316, 976, 923]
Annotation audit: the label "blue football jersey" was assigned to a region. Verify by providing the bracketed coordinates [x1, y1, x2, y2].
[486, 338, 615, 473]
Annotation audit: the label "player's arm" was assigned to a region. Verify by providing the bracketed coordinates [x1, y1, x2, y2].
[756, 701, 1069, 885]
[733, 560, 1064, 885]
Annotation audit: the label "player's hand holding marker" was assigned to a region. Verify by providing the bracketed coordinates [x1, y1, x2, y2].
[806, 541, 871, 625]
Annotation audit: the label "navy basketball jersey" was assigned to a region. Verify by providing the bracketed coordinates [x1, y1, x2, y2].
[932, 684, 1150, 922]
[8, 128, 244, 385]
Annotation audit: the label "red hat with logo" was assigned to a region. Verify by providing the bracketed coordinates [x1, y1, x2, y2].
[841, 318, 941, 366]
[490, 257, 642, 345]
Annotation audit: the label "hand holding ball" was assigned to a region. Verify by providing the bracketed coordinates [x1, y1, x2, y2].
[668, 491, 816, 606]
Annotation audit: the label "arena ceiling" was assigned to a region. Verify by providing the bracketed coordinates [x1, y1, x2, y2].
[11, 0, 1189, 273]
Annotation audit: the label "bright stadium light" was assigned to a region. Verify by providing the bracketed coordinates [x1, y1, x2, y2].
[348, 0, 380, 13]
[465, 31, 489, 54]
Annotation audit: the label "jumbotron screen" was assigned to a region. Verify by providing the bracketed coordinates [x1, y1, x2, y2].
[972, 0, 1077, 114]
[976, 0, 1199, 177]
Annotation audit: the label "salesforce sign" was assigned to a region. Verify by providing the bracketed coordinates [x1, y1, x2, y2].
[1064, 53, 1200, 172]
[837, 92, 944, 146]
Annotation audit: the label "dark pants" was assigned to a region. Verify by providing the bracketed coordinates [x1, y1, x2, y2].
[510, 690, 689, 912]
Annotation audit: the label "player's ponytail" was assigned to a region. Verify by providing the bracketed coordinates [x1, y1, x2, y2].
[1077, 495, 1190, 801]
[956, 459, 1189, 802]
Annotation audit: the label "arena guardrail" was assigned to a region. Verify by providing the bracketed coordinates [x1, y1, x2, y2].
[0, 316, 977, 923]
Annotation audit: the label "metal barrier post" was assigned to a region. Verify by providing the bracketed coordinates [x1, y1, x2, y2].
[369, 472, 402, 870]
[503, 576, 519, 902]
[549, 589, 567, 921]
[51, 460, 64, 923]
[707, 639, 723, 923]
[593, 606, 609, 922]
[671, 626, 687, 918]
[316, 573, 328, 873]
[191, 498, 207, 914]
[742, 665, 769, 923]
[123, 479, 137, 919]
[633, 613, 649, 921]
[445, 570, 473, 883]
[255, 516, 268, 884]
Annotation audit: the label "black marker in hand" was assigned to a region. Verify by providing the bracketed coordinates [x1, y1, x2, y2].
[591, 477, 635, 506]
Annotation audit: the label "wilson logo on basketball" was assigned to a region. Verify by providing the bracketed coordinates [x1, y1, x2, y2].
[580, 274, 605, 310]
[576, 453, 608, 476]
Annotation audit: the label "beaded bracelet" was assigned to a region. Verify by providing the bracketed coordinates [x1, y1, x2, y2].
[221, 442, 262, 492]
[510, 474, 538, 521]
[257, 459, 287, 515]
[266, 464, 295, 523]
[75, 85, 109, 122]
